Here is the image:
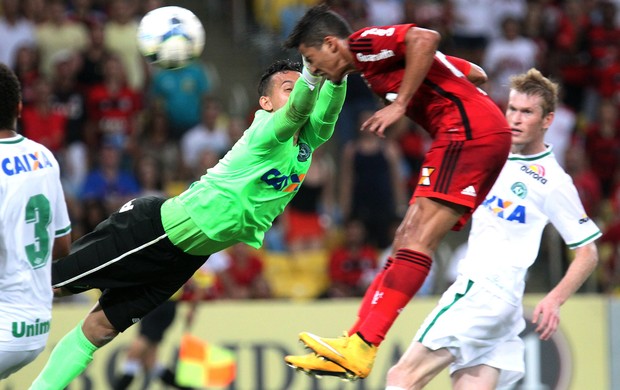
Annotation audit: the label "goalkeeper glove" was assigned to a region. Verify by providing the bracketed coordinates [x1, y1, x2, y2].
[301, 55, 322, 91]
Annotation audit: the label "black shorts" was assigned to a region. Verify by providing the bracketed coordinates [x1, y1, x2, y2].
[139, 300, 177, 343]
[52, 196, 208, 332]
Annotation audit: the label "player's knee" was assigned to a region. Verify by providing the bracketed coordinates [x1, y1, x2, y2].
[387, 360, 433, 389]
[83, 315, 119, 347]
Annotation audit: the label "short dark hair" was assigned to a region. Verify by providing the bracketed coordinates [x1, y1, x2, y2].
[257, 59, 301, 96]
[283, 4, 353, 50]
[0, 63, 21, 130]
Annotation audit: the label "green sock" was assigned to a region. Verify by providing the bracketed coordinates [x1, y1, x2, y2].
[30, 321, 99, 389]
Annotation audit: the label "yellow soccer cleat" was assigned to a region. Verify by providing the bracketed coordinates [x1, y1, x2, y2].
[299, 332, 377, 379]
[284, 353, 353, 379]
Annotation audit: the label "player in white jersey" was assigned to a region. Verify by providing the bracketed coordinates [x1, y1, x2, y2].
[0, 63, 72, 379]
[384, 69, 601, 390]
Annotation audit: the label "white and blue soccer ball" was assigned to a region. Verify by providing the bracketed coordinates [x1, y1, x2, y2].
[137, 6, 205, 69]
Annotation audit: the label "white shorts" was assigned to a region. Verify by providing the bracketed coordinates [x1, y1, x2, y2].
[414, 275, 525, 387]
[0, 347, 45, 379]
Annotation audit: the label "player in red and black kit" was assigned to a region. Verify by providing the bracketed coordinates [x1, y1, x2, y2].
[283, 4, 511, 380]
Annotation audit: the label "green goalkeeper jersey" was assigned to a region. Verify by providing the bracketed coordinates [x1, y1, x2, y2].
[160, 77, 346, 255]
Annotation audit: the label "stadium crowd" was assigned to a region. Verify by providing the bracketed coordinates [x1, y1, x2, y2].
[2, 0, 619, 298]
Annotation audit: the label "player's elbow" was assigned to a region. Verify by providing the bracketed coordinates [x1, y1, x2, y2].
[408, 27, 441, 52]
[52, 234, 72, 260]
[577, 242, 599, 269]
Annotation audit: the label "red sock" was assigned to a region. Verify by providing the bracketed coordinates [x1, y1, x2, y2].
[357, 248, 431, 345]
[348, 257, 393, 335]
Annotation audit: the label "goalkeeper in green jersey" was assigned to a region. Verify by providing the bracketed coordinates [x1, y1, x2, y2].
[30, 59, 346, 390]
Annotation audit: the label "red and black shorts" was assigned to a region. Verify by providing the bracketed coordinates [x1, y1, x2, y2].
[413, 131, 511, 230]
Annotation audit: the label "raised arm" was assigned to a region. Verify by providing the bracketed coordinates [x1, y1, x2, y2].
[362, 27, 440, 136]
[305, 78, 347, 144]
[273, 76, 321, 142]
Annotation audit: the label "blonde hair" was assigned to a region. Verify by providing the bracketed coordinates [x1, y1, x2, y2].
[509, 68, 559, 116]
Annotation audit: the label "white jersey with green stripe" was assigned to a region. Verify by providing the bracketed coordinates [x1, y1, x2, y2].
[0, 135, 71, 351]
[458, 145, 601, 306]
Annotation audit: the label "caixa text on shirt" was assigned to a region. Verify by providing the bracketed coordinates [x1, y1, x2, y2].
[11, 319, 51, 338]
[2, 151, 53, 176]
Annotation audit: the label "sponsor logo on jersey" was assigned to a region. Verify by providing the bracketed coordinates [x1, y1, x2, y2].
[579, 214, 590, 224]
[418, 167, 435, 186]
[11, 319, 50, 338]
[261, 169, 306, 192]
[511, 182, 528, 198]
[520, 164, 547, 184]
[356, 49, 395, 62]
[482, 195, 526, 223]
[297, 143, 311, 162]
[460, 185, 477, 197]
[360, 27, 395, 37]
[1, 151, 53, 176]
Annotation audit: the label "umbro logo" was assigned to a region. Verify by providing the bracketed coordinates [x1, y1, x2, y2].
[461, 185, 477, 197]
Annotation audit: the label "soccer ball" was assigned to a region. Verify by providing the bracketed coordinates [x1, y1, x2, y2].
[137, 6, 205, 69]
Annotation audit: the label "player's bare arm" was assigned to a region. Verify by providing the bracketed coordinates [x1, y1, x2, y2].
[466, 62, 488, 86]
[532, 242, 598, 340]
[361, 27, 440, 136]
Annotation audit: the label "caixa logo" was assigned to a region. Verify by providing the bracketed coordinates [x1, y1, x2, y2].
[2, 151, 53, 176]
[261, 169, 306, 193]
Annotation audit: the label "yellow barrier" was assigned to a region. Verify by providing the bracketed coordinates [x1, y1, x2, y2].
[2, 295, 608, 390]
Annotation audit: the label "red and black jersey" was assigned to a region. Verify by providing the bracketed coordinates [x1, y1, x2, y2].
[349, 24, 508, 141]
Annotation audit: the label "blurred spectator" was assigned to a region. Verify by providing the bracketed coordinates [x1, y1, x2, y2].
[553, 0, 591, 112]
[77, 21, 111, 89]
[326, 0, 368, 30]
[587, 1, 620, 120]
[12, 44, 40, 106]
[483, 16, 539, 110]
[20, 77, 67, 155]
[599, 217, 620, 294]
[564, 144, 602, 219]
[67, 0, 107, 27]
[140, 0, 164, 15]
[35, 0, 89, 78]
[325, 219, 379, 298]
[50, 49, 89, 197]
[339, 111, 407, 249]
[334, 73, 378, 147]
[51, 50, 87, 151]
[180, 96, 230, 171]
[445, 0, 495, 64]
[283, 146, 336, 252]
[104, 0, 147, 91]
[584, 99, 620, 197]
[545, 96, 576, 168]
[216, 243, 271, 299]
[79, 141, 141, 213]
[21, 0, 46, 26]
[0, 0, 36, 69]
[85, 53, 142, 157]
[152, 60, 212, 140]
[366, 0, 404, 26]
[138, 108, 185, 185]
[134, 154, 166, 198]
